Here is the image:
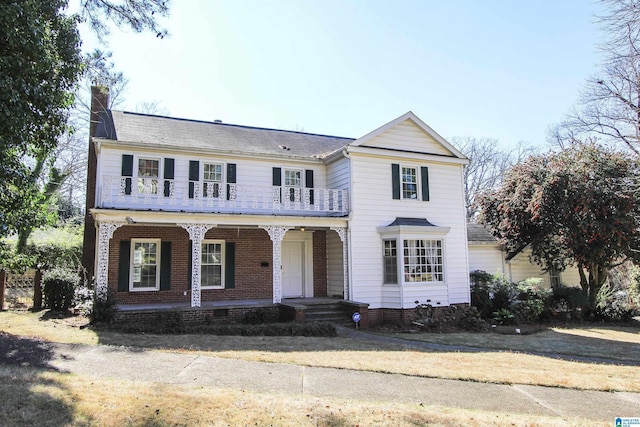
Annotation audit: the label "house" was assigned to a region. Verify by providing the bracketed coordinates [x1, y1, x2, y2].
[82, 86, 471, 327]
[467, 223, 581, 288]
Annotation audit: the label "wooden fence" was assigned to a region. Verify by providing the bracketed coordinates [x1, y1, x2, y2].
[2, 270, 36, 310]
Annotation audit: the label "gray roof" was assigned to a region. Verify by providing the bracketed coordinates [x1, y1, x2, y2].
[387, 217, 438, 227]
[467, 223, 499, 243]
[96, 110, 355, 159]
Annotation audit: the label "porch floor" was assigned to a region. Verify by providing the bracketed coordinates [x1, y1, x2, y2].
[116, 297, 345, 312]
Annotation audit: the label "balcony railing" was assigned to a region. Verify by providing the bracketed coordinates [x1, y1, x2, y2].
[99, 176, 349, 216]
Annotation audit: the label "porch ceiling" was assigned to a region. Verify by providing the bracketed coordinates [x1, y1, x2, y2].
[91, 208, 348, 228]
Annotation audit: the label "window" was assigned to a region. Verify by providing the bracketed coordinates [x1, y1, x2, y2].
[402, 167, 418, 200]
[138, 158, 159, 195]
[201, 240, 224, 288]
[383, 240, 398, 284]
[131, 239, 160, 289]
[203, 163, 223, 198]
[549, 267, 561, 288]
[403, 239, 443, 282]
[284, 169, 302, 202]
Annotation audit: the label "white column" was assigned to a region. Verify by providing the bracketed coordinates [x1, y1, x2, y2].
[260, 226, 292, 303]
[96, 221, 125, 301]
[178, 223, 215, 307]
[331, 226, 349, 300]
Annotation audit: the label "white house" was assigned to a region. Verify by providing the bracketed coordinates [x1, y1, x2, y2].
[82, 86, 471, 326]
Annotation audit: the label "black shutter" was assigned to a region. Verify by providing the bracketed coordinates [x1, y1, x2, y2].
[188, 160, 199, 199]
[420, 166, 430, 201]
[227, 163, 236, 200]
[272, 167, 282, 203]
[164, 158, 174, 197]
[225, 242, 235, 289]
[187, 240, 192, 289]
[391, 163, 401, 200]
[118, 240, 131, 292]
[122, 154, 133, 195]
[160, 241, 171, 290]
[305, 169, 314, 205]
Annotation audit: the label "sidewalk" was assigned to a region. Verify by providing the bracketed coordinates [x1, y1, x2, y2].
[46, 334, 640, 423]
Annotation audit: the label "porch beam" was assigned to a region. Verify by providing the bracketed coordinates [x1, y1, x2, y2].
[331, 226, 349, 300]
[260, 225, 293, 304]
[178, 223, 216, 307]
[96, 221, 126, 301]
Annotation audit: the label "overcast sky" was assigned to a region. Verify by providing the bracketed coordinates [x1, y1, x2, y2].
[78, 0, 605, 148]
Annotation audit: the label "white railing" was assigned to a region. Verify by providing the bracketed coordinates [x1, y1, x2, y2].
[100, 176, 349, 216]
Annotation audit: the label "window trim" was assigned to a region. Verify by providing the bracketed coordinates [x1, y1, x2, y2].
[201, 239, 225, 290]
[130, 238, 161, 291]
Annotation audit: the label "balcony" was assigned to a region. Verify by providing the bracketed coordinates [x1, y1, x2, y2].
[99, 176, 349, 216]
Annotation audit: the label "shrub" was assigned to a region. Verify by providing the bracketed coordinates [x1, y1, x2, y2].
[513, 278, 552, 323]
[90, 290, 118, 324]
[42, 268, 79, 311]
[413, 301, 488, 332]
[470, 271, 518, 318]
[547, 284, 588, 320]
[492, 308, 515, 325]
[594, 282, 639, 322]
[242, 307, 280, 324]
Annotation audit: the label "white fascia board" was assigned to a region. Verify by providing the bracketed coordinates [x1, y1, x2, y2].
[90, 209, 349, 228]
[93, 138, 325, 165]
[346, 145, 470, 166]
[350, 111, 468, 160]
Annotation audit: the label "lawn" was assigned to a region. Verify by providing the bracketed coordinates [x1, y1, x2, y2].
[0, 310, 637, 426]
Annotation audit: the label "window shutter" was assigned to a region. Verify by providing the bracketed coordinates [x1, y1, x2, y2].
[227, 163, 236, 200]
[160, 241, 171, 290]
[188, 160, 199, 199]
[164, 158, 174, 197]
[118, 240, 131, 292]
[122, 154, 133, 195]
[272, 167, 282, 203]
[420, 166, 430, 201]
[305, 169, 314, 205]
[187, 241, 192, 289]
[225, 242, 235, 289]
[391, 163, 400, 200]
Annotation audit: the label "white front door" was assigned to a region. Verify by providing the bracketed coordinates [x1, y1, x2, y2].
[282, 241, 304, 298]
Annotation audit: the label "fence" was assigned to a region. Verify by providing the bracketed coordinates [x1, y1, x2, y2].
[3, 271, 35, 310]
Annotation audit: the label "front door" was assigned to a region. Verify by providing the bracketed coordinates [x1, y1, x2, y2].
[282, 241, 304, 298]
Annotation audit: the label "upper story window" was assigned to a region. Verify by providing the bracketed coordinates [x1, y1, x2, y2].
[203, 163, 223, 198]
[284, 169, 302, 202]
[138, 158, 159, 195]
[131, 239, 160, 290]
[402, 166, 418, 200]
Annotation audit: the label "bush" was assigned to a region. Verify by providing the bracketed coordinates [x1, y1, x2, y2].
[513, 278, 552, 323]
[42, 268, 79, 311]
[547, 284, 587, 320]
[470, 271, 518, 318]
[90, 290, 118, 324]
[413, 301, 488, 332]
[594, 282, 639, 322]
[242, 307, 280, 324]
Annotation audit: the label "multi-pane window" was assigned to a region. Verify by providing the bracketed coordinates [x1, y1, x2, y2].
[284, 169, 302, 202]
[131, 240, 159, 289]
[138, 158, 159, 195]
[203, 163, 223, 198]
[403, 239, 443, 282]
[549, 267, 561, 288]
[402, 167, 418, 199]
[201, 241, 224, 288]
[383, 240, 398, 284]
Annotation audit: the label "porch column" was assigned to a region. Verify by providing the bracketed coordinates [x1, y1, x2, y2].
[331, 227, 349, 300]
[96, 221, 125, 301]
[178, 223, 215, 308]
[260, 226, 293, 303]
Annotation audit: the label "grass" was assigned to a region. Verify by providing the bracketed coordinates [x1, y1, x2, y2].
[0, 366, 607, 427]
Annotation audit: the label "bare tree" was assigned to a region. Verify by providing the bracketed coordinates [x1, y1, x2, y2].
[450, 137, 536, 220]
[553, 0, 640, 154]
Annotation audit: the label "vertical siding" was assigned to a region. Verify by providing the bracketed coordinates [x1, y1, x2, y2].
[326, 230, 344, 297]
[348, 152, 469, 309]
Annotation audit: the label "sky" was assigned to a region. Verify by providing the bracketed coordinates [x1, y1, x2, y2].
[77, 0, 605, 148]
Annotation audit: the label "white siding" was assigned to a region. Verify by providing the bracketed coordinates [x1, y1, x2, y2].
[509, 249, 582, 288]
[468, 244, 506, 276]
[348, 151, 469, 309]
[360, 121, 454, 156]
[326, 230, 344, 297]
[326, 156, 350, 190]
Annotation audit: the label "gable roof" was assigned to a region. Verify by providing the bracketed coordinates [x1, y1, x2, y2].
[350, 111, 467, 159]
[98, 110, 355, 159]
[467, 223, 499, 243]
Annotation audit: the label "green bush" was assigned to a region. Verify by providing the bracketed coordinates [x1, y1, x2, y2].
[547, 284, 588, 320]
[413, 301, 488, 332]
[89, 290, 118, 324]
[470, 271, 518, 318]
[514, 278, 552, 323]
[594, 282, 639, 322]
[42, 268, 79, 311]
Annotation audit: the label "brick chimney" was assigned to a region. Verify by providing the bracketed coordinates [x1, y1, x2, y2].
[82, 86, 110, 281]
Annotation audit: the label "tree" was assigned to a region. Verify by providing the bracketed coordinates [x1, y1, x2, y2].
[477, 143, 640, 310]
[553, 0, 640, 153]
[450, 137, 536, 219]
[0, 0, 169, 239]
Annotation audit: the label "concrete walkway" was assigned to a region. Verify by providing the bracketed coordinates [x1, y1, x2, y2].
[45, 332, 640, 423]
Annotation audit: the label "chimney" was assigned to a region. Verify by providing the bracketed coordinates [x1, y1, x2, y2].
[82, 86, 110, 281]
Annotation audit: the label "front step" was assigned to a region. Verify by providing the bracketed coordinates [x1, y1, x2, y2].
[303, 303, 350, 323]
